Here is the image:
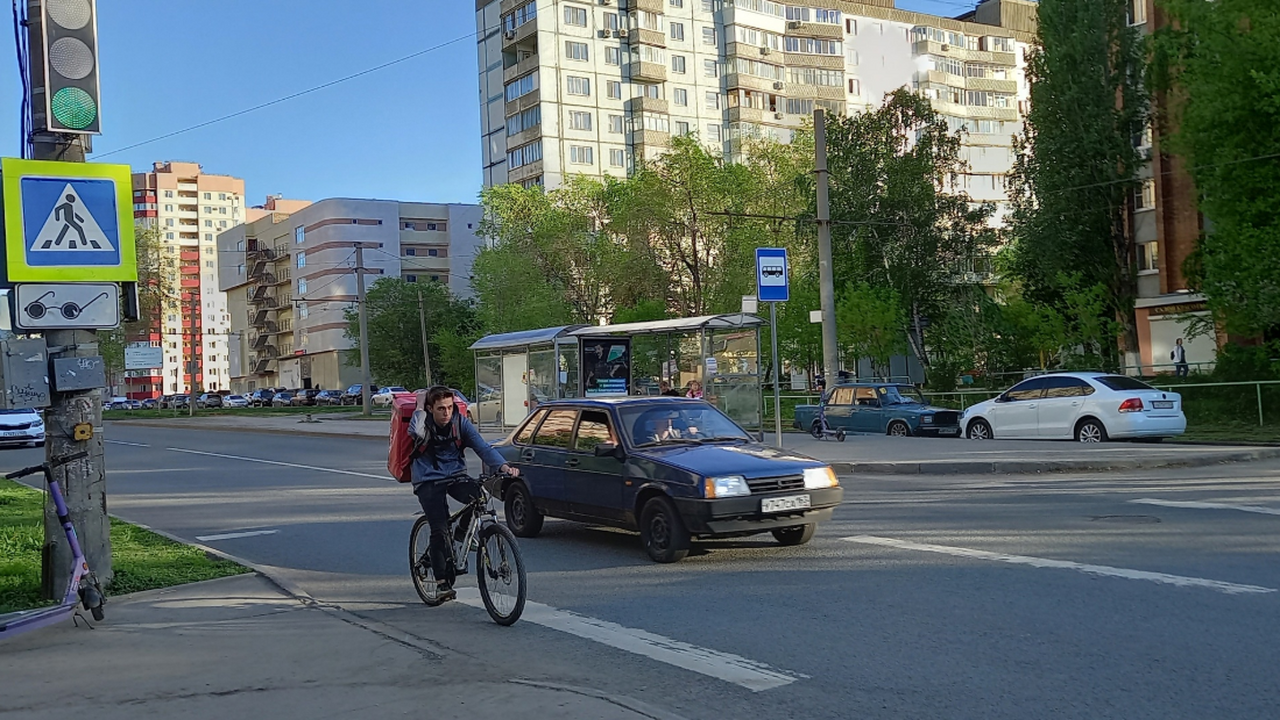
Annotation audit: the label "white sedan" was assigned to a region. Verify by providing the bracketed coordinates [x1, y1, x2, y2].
[224, 395, 250, 408]
[371, 386, 408, 408]
[962, 372, 1185, 442]
[0, 408, 46, 447]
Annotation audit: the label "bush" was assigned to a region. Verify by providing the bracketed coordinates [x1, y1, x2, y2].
[1212, 342, 1279, 382]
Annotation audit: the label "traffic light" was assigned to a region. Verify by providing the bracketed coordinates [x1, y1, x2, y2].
[38, 0, 101, 135]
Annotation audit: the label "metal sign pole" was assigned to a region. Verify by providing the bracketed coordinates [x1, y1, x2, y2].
[770, 301, 782, 448]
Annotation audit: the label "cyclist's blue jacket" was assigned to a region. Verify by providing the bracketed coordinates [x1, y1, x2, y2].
[408, 412, 506, 486]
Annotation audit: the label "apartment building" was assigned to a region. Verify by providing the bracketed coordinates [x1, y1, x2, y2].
[1127, 0, 1216, 372]
[217, 198, 484, 393]
[476, 0, 1036, 219]
[129, 162, 246, 399]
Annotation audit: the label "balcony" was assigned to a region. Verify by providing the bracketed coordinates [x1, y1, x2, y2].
[251, 310, 269, 328]
[180, 264, 199, 275]
[270, 270, 291, 286]
[401, 255, 450, 272]
[508, 159, 543, 184]
[728, 106, 767, 124]
[249, 245, 277, 261]
[629, 60, 667, 84]
[502, 17, 537, 48]
[627, 96, 669, 116]
[633, 0, 664, 13]
[504, 88, 540, 119]
[503, 53, 540, 85]
[180, 251, 199, 261]
[965, 76, 1018, 94]
[726, 73, 782, 94]
[782, 53, 843, 70]
[632, 128, 672, 154]
[180, 278, 200, 288]
[786, 21, 842, 39]
[630, 28, 666, 48]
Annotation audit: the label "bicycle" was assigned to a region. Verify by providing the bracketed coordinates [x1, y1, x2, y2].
[0, 451, 105, 639]
[409, 472, 527, 626]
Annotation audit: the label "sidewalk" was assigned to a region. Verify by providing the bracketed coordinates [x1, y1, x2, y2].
[0, 573, 677, 720]
[110, 414, 1280, 475]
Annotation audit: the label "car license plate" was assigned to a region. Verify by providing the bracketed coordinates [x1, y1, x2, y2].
[0, 430, 24, 437]
[1153, 401, 1174, 409]
[761, 494, 811, 514]
[938, 427, 959, 435]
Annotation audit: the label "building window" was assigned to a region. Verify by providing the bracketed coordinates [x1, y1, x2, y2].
[707, 123, 721, 143]
[675, 120, 690, 135]
[166, 232, 174, 240]
[703, 59, 718, 78]
[609, 115, 624, 133]
[295, 226, 305, 244]
[846, 18, 857, 34]
[670, 0, 682, 7]
[508, 106, 541, 136]
[205, 260, 214, 268]
[1136, 178, 1156, 210]
[565, 41, 589, 61]
[606, 46, 620, 65]
[705, 91, 720, 109]
[604, 12, 619, 30]
[428, 248, 439, 257]
[783, 37, 840, 55]
[672, 55, 686, 73]
[701, 0, 714, 10]
[164, 190, 173, 198]
[218, 220, 227, 228]
[166, 219, 175, 227]
[508, 139, 543, 168]
[610, 149, 626, 167]
[405, 248, 416, 256]
[298, 278, 307, 294]
[607, 81, 622, 99]
[570, 111, 593, 131]
[164, 203, 173, 211]
[504, 73, 538, 102]
[569, 145, 594, 164]
[702, 27, 716, 45]
[564, 5, 587, 26]
[203, 192, 211, 199]
[643, 83, 662, 99]
[848, 78, 861, 94]
[205, 233, 213, 241]
[566, 76, 591, 96]
[297, 252, 306, 268]
[205, 246, 214, 255]
[674, 87, 688, 106]
[405, 274, 418, 283]
[1138, 242, 1159, 272]
[670, 22, 684, 41]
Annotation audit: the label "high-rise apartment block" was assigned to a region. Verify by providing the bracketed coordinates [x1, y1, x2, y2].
[130, 162, 245, 399]
[217, 198, 484, 393]
[476, 0, 1037, 225]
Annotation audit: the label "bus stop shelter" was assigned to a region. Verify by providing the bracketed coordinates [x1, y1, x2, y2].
[469, 313, 766, 432]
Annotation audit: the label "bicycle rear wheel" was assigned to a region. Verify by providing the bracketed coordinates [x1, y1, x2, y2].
[409, 515, 448, 606]
[476, 522, 526, 626]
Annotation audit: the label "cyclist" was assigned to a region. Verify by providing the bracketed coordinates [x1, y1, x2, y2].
[409, 385, 518, 603]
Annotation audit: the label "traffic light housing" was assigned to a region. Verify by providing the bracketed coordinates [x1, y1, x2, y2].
[37, 0, 101, 135]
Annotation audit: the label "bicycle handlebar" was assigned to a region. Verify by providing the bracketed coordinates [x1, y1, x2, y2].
[4, 451, 89, 481]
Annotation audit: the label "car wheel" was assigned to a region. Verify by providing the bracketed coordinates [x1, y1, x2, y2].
[1075, 418, 1108, 443]
[836, 429, 846, 442]
[504, 481, 544, 538]
[967, 418, 993, 440]
[772, 524, 816, 546]
[887, 420, 911, 437]
[640, 496, 690, 563]
[810, 419, 824, 439]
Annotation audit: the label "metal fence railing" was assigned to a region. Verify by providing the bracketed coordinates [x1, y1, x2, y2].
[762, 380, 1280, 430]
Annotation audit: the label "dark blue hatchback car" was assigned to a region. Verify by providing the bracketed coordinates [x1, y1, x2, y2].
[488, 397, 844, 562]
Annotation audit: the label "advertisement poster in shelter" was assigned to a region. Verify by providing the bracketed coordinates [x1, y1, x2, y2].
[580, 337, 631, 397]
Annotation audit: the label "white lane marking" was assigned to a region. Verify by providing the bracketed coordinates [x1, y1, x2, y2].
[1130, 498, 1280, 517]
[454, 588, 800, 692]
[106, 439, 150, 447]
[842, 535, 1276, 596]
[195, 529, 279, 542]
[166, 447, 386, 480]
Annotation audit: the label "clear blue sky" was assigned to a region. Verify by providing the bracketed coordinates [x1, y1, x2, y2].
[0, 0, 977, 207]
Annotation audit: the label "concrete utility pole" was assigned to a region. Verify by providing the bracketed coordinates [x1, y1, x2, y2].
[814, 109, 840, 384]
[28, 0, 111, 596]
[418, 290, 432, 386]
[355, 244, 372, 416]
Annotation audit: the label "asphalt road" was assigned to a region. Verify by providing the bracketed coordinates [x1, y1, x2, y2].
[12, 425, 1279, 720]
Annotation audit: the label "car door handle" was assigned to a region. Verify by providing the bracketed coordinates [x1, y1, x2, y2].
[1028, 404, 1037, 408]
[520, 449, 536, 461]
[565, 458, 580, 468]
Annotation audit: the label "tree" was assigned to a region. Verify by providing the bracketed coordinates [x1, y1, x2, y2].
[1154, 0, 1280, 337]
[1005, 0, 1148, 363]
[100, 223, 165, 392]
[343, 278, 478, 390]
[470, 242, 574, 334]
[824, 89, 996, 376]
[836, 282, 907, 380]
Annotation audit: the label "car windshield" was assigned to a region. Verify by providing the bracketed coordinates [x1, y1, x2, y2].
[1095, 375, 1156, 392]
[620, 402, 751, 447]
[883, 386, 927, 405]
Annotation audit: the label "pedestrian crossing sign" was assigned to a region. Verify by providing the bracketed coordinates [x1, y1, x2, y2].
[2, 158, 136, 282]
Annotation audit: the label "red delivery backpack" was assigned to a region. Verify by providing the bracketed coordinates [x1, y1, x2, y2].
[387, 391, 462, 483]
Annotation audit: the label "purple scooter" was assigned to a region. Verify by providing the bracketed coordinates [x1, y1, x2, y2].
[1, 451, 105, 639]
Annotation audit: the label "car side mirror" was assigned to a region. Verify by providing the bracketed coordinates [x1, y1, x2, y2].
[594, 442, 624, 460]
[995, 393, 1008, 403]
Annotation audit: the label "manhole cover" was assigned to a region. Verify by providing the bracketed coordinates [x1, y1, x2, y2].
[1089, 514, 1162, 524]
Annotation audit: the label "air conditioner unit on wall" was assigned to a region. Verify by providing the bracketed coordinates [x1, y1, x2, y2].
[760, 46, 771, 55]
[600, 0, 613, 4]
[787, 21, 800, 29]
[773, 81, 784, 90]
[598, 29, 610, 37]
[504, 30, 516, 40]
[615, 29, 628, 38]
[774, 112, 785, 120]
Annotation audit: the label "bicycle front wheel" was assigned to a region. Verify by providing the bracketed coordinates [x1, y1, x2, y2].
[409, 515, 448, 607]
[476, 522, 527, 626]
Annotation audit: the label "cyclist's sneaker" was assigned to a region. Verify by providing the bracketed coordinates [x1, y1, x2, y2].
[436, 581, 456, 602]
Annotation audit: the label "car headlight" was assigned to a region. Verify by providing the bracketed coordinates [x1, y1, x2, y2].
[704, 475, 750, 498]
[921, 415, 933, 424]
[803, 466, 838, 489]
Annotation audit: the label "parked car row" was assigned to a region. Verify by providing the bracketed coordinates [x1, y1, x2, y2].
[793, 372, 1186, 443]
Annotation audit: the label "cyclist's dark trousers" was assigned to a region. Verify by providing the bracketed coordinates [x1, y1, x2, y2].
[414, 478, 481, 583]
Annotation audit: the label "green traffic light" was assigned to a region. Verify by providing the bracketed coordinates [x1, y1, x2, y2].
[51, 86, 97, 130]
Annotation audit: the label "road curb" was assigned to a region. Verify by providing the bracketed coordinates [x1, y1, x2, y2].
[830, 447, 1280, 475]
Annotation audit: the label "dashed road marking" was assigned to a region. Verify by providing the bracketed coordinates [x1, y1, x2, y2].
[1130, 498, 1280, 517]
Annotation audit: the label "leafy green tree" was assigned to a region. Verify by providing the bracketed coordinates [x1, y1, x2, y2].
[1006, 0, 1148, 362]
[824, 89, 996, 375]
[836, 282, 907, 380]
[343, 278, 478, 390]
[1154, 0, 1280, 337]
[100, 223, 165, 391]
[470, 242, 573, 334]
